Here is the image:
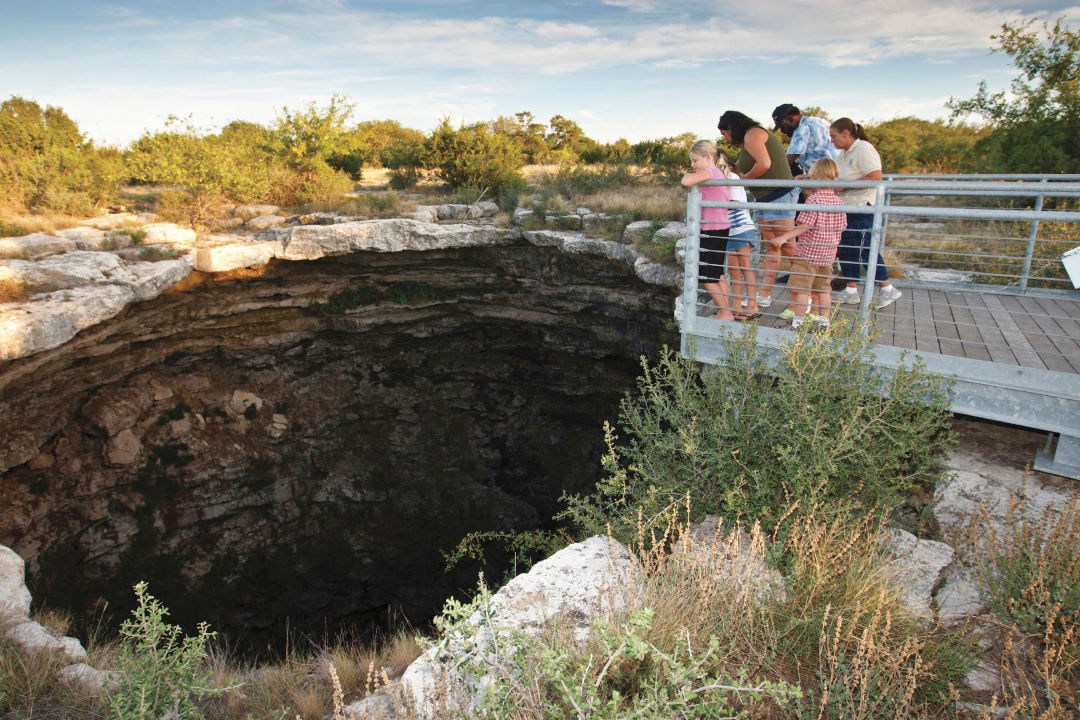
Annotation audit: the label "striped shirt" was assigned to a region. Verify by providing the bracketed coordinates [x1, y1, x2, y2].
[727, 184, 756, 236]
[793, 190, 846, 266]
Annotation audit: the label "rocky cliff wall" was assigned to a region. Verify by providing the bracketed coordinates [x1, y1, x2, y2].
[0, 220, 678, 649]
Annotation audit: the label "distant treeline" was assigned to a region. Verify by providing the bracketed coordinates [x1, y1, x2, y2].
[1, 19, 1076, 223]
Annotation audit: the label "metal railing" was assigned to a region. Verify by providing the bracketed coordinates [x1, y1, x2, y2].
[680, 174, 1080, 478]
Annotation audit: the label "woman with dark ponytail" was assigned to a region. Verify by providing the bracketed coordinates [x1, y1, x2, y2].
[829, 118, 902, 309]
[717, 110, 797, 310]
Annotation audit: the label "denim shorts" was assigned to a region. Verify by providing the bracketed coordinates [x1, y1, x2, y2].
[755, 187, 799, 223]
[726, 228, 755, 251]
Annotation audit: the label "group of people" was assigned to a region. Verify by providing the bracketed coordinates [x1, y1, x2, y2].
[681, 104, 902, 328]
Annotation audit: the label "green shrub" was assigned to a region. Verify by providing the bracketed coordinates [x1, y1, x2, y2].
[0, 96, 122, 213]
[425, 118, 525, 195]
[559, 324, 955, 540]
[384, 138, 426, 190]
[105, 581, 220, 720]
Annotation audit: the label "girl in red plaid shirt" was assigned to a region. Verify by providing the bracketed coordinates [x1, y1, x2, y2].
[772, 158, 846, 329]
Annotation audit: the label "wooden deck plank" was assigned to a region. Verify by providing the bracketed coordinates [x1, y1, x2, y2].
[961, 293, 1020, 365]
[929, 289, 964, 358]
[885, 285, 917, 350]
[1023, 296, 1080, 372]
[911, 288, 940, 354]
[981, 294, 1048, 369]
[949, 293, 992, 362]
[999, 294, 1070, 372]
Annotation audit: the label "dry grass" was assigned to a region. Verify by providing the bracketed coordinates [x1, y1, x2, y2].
[0, 266, 30, 303]
[198, 628, 423, 720]
[332, 191, 417, 219]
[575, 184, 685, 221]
[957, 487, 1080, 718]
[0, 209, 82, 235]
[0, 633, 100, 719]
[612, 503, 967, 719]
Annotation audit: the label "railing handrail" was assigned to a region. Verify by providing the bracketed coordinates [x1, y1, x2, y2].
[695, 199, 1080, 224]
[884, 173, 1080, 181]
[699, 177, 1080, 193]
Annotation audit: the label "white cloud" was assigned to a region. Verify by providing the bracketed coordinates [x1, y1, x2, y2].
[601, 0, 662, 11]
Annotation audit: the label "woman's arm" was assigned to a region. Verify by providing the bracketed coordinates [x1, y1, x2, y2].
[735, 127, 771, 179]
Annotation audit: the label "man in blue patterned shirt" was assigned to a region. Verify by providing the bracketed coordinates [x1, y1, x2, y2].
[772, 104, 841, 178]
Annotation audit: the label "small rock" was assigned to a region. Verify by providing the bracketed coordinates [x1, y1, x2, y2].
[246, 215, 285, 231]
[58, 662, 110, 695]
[28, 451, 55, 470]
[105, 430, 141, 466]
[149, 379, 173, 401]
[0, 233, 77, 260]
[512, 207, 533, 225]
[0, 545, 32, 620]
[552, 214, 582, 231]
[229, 390, 264, 416]
[408, 206, 439, 223]
[935, 566, 986, 626]
[168, 417, 192, 438]
[7, 621, 88, 663]
[622, 220, 657, 245]
[233, 204, 280, 221]
[965, 659, 1001, 692]
[214, 217, 245, 231]
[880, 528, 955, 618]
[141, 223, 196, 246]
[272, 414, 288, 427]
[344, 686, 397, 719]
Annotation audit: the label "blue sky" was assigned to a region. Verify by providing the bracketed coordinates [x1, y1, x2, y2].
[3, 0, 1079, 147]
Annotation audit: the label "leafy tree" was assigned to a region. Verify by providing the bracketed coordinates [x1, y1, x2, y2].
[384, 137, 426, 189]
[265, 94, 355, 175]
[512, 111, 550, 164]
[948, 18, 1080, 172]
[424, 117, 525, 194]
[334, 119, 427, 176]
[868, 117, 985, 173]
[631, 132, 696, 180]
[0, 96, 121, 212]
[127, 116, 271, 202]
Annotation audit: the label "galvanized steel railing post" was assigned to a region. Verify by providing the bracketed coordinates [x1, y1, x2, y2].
[858, 184, 889, 329]
[1019, 177, 1048, 292]
[681, 187, 702, 352]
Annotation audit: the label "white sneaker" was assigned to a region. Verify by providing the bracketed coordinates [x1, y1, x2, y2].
[838, 289, 861, 305]
[740, 298, 749, 308]
[756, 295, 772, 309]
[876, 286, 903, 309]
[789, 317, 803, 330]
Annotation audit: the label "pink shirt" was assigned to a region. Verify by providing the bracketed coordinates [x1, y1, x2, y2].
[700, 167, 731, 231]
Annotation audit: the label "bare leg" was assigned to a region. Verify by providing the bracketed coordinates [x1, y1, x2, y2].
[791, 290, 810, 319]
[730, 247, 758, 316]
[758, 218, 796, 299]
[703, 279, 734, 321]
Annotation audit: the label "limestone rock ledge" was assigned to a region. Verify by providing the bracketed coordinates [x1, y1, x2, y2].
[1, 218, 682, 363]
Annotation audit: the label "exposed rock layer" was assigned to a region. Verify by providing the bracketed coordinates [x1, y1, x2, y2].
[0, 239, 677, 649]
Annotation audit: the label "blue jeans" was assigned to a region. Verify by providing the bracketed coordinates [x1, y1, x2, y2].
[837, 208, 889, 284]
[755, 187, 799, 222]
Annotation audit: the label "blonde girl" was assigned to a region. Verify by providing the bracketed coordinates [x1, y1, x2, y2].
[681, 140, 734, 321]
[715, 149, 760, 319]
